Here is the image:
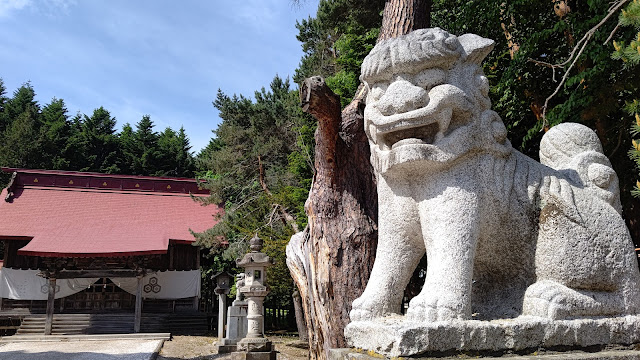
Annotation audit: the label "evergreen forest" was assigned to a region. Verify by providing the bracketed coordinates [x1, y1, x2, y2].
[0, 80, 196, 183]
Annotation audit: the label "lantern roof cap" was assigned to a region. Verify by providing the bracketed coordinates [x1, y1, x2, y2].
[211, 271, 234, 280]
[237, 251, 274, 268]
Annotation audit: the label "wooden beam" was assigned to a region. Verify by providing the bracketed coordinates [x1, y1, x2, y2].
[56, 269, 139, 279]
[44, 278, 56, 335]
[134, 276, 143, 333]
[169, 245, 174, 270]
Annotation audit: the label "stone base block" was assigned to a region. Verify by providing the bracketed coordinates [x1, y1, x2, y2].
[238, 338, 272, 352]
[232, 351, 277, 360]
[345, 315, 640, 357]
[328, 348, 640, 360]
[218, 344, 238, 354]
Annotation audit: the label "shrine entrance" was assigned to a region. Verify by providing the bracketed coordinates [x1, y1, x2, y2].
[0, 168, 222, 335]
[63, 278, 135, 312]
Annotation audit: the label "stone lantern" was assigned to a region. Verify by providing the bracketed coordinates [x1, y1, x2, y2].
[236, 234, 275, 357]
[212, 271, 232, 341]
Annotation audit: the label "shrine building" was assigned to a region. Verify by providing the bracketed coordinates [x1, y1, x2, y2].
[0, 168, 221, 335]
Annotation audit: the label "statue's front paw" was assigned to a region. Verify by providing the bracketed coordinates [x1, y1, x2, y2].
[350, 295, 383, 322]
[406, 292, 465, 322]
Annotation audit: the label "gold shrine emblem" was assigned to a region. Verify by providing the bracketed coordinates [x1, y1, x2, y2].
[33, 178, 38, 183]
[102, 182, 107, 186]
[166, 185, 171, 189]
[135, 183, 140, 188]
[68, 180, 74, 185]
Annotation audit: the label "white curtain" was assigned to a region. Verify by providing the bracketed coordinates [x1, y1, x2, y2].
[0, 268, 200, 300]
[111, 270, 201, 299]
[0, 268, 98, 300]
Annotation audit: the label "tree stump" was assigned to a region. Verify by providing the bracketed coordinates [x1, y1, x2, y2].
[286, 78, 377, 360]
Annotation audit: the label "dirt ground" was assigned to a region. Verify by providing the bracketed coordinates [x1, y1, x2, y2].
[157, 335, 309, 360]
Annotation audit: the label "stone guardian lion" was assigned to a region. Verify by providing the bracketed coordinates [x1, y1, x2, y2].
[349, 28, 640, 323]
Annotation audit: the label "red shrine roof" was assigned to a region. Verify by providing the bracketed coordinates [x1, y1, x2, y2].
[0, 168, 221, 257]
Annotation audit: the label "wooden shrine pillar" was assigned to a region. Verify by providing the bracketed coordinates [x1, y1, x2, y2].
[44, 278, 56, 335]
[134, 275, 143, 333]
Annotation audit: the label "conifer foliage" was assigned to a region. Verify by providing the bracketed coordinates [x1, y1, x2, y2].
[615, 0, 640, 197]
[194, 76, 314, 308]
[0, 79, 197, 184]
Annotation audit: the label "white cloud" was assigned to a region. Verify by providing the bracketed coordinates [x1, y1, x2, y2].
[0, 0, 76, 18]
[0, 0, 30, 17]
[40, 0, 76, 16]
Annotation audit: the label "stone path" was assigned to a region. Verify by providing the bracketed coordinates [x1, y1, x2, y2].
[0, 339, 164, 360]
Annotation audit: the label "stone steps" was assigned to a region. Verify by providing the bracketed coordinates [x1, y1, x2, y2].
[12, 312, 208, 335]
[0, 333, 170, 343]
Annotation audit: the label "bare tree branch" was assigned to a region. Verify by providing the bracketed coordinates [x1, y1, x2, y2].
[530, 0, 630, 128]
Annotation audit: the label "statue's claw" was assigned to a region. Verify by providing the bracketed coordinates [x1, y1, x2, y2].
[406, 291, 466, 322]
[350, 295, 386, 322]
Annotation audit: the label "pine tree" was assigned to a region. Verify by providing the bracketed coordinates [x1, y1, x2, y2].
[38, 98, 72, 169]
[175, 127, 194, 177]
[118, 123, 137, 174]
[0, 79, 9, 133]
[0, 111, 39, 168]
[72, 107, 120, 173]
[132, 115, 160, 175]
[615, 0, 640, 197]
[0, 83, 41, 169]
[5, 83, 39, 122]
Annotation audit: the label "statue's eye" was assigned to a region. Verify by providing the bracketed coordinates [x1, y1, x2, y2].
[369, 83, 388, 101]
[414, 68, 446, 90]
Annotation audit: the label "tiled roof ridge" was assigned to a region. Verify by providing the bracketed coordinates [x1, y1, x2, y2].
[1, 167, 199, 182]
[2, 168, 209, 201]
[11, 186, 207, 197]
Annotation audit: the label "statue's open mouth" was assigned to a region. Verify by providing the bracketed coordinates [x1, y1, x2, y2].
[375, 107, 471, 151]
[383, 122, 441, 150]
[369, 85, 472, 151]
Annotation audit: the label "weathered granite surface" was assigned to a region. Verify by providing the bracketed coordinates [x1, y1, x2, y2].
[346, 315, 640, 357]
[346, 27, 640, 356]
[328, 347, 640, 360]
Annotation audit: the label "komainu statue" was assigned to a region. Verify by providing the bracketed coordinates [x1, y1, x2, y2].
[344, 28, 640, 357]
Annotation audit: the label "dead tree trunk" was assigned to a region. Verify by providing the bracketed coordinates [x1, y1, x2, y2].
[286, 78, 377, 360]
[286, 2, 432, 360]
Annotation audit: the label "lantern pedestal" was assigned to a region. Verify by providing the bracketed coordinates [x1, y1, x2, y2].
[232, 235, 275, 360]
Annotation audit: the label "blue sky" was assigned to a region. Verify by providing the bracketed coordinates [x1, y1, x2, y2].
[0, 0, 319, 152]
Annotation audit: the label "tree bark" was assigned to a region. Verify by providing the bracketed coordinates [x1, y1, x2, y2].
[286, 2, 432, 359]
[287, 78, 377, 360]
[379, 0, 431, 42]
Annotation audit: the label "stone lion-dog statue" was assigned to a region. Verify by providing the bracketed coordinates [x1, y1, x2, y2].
[349, 28, 640, 324]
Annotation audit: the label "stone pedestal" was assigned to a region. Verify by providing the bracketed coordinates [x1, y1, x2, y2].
[232, 351, 277, 360]
[328, 348, 640, 360]
[345, 315, 640, 358]
[218, 299, 248, 353]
